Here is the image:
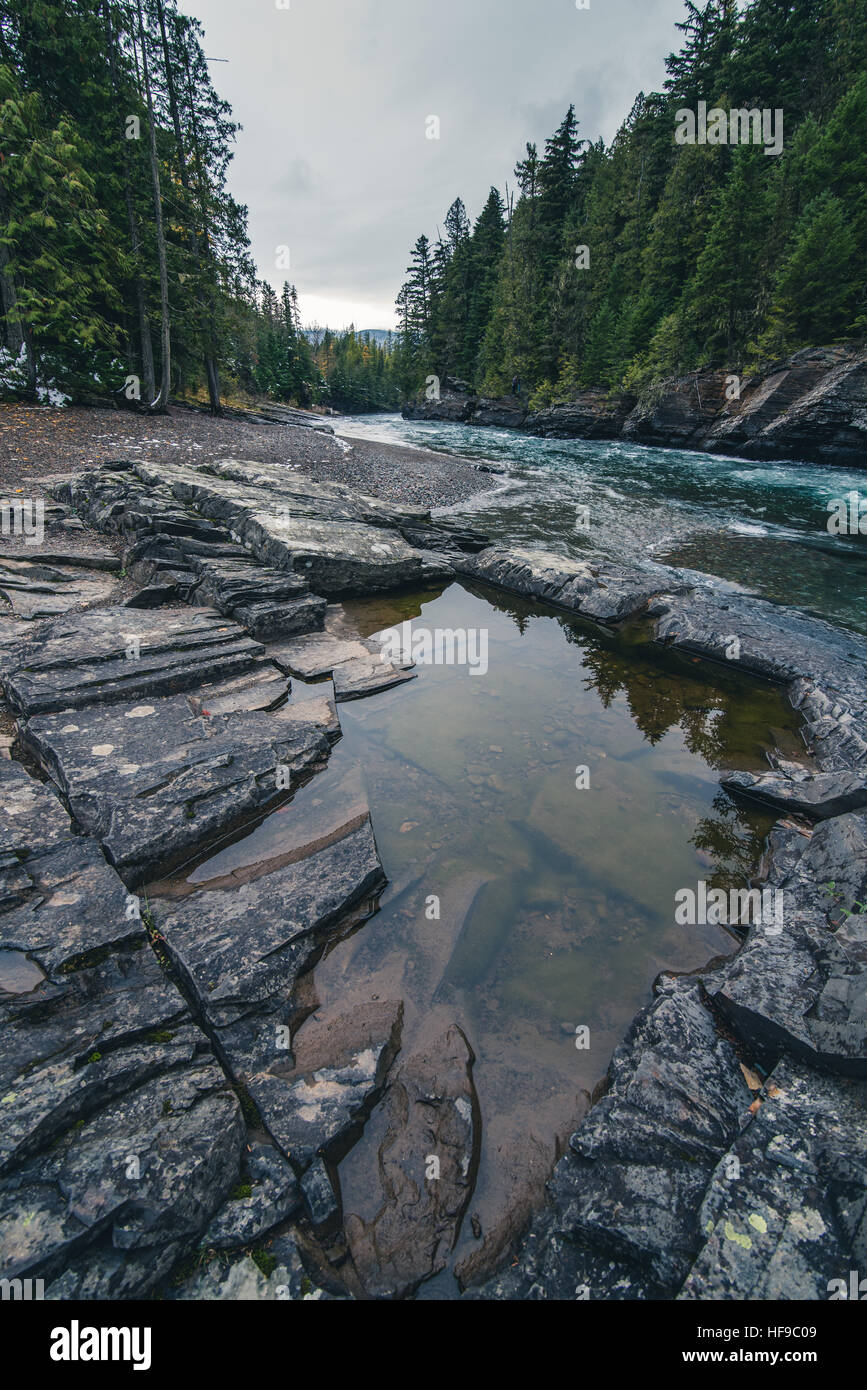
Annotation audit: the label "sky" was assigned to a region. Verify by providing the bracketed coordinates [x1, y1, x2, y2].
[183, 0, 688, 331]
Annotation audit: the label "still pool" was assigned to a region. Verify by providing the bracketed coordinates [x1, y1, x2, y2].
[290, 580, 804, 1288]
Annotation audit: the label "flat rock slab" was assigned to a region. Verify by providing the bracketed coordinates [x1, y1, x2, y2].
[2, 606, 265, 716]
[1, 1053, 244, 1298]
[0, 836, 140, 976]
[199, 1140, 300, 1251]
[0, 547, 121, 572]
[713, 812, 867, 1076]
[723, 766, 867, 820]
[456, 547, 685, 625]
[269, 632, 416, 702]
[0, 557, 118, 619]
[346, 1024, 480, 1298]
[24, 695, 332, 886]
[186, 665, 289, 718]
[679, 1056, 867, 1299]
[246, 999, 403, 1170]
[154, 820, 386, 1031]
[0, 758, 70, 864]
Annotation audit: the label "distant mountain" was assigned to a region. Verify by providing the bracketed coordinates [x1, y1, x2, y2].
[302, 327, 395, 348]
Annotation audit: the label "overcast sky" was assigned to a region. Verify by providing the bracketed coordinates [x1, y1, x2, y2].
[184, 0, 687, 330]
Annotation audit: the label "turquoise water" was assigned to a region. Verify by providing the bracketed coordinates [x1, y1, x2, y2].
[335, 413, 867, 633]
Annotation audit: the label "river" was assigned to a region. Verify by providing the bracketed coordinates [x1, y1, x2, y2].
[334, 412, 867, 636]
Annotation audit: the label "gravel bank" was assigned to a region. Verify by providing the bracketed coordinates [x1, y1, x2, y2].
[0, 402, 494, 510]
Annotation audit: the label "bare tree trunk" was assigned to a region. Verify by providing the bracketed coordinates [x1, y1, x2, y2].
[180, 30, 222, 415]
[154, 0, 219, 412]
[0, 185, 37, 397]
[136, 0, 171, 413]
[104, 1, 155, 405]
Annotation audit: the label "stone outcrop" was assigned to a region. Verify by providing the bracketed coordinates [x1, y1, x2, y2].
[402, 343, 867, 466]
[3, 450, 866, 1302]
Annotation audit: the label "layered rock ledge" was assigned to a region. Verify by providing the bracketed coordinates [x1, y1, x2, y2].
[1, 453, 865, 1300]
[404, 344, 867, 467]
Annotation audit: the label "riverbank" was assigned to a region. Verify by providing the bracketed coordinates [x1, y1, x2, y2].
[0, 436, 865, 1301]
[404, 343, 867, 468]
[0, 401, 495, 511]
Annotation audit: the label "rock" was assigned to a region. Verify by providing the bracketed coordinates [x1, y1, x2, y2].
[188, 555, 326, 639]
[471, 398, 527, 429]
[153, 820, 385, 1032]
[0, 558, 118, 619]
[346, 1025, 480, 1298]
[0, 757, 70, 865]
[622, 371, 733, 449]
[0, 1042, 244, 1297]
[268, 631, 416, 701]
[186, 666, 289, 718]
[2, 606, 265, 716]
[712, 811, 867, 1077]
[0, 836, 140, 978]
[0, 547, 121, 572]
[679, 1056, 867, 1299]
[708, 346, 867, 466]
[526, 390, 637, 440]
[404, 345, 867, 467]
[172, 1249, 326, 1300]
[455, 546, 686, 625]
[200, 1141, 300, 1251]
[76, 457, 454, 596]
[722, 766, 867, 821]
[246, 999, 403, 1169]
[301, 1156, 340, 1229]
[467, 980, 754, 1300]
[23, 695, 330, 886]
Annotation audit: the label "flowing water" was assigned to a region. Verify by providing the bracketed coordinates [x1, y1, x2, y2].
[335, 412, 867, 634]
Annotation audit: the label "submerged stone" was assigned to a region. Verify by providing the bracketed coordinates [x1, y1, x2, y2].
[346, 1025, 480, 1299]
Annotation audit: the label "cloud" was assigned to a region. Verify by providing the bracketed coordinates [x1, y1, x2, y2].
[185, 0, 687, 328]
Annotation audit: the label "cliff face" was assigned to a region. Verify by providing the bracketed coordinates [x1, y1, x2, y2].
[402, 345, 867, 466]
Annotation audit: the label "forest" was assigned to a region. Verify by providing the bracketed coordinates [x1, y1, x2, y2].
[0, 0, 399, 413]
[1, 1, 864, 416]
[396, 0, 867, 409]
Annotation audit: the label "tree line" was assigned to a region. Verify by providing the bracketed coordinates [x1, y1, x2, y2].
[397, 0, 867, 409]
[0, 0, 404, 414]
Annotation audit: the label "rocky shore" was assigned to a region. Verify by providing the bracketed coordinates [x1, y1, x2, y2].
[0, 445, 865, 1300]
[403, 343, 867, 467]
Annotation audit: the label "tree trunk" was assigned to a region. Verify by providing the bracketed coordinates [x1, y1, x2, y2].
[0, 186, 37, 397]
[136, 0, 171, 413]
[104, 2, 155, 406]
[180, 32, 222, 415]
